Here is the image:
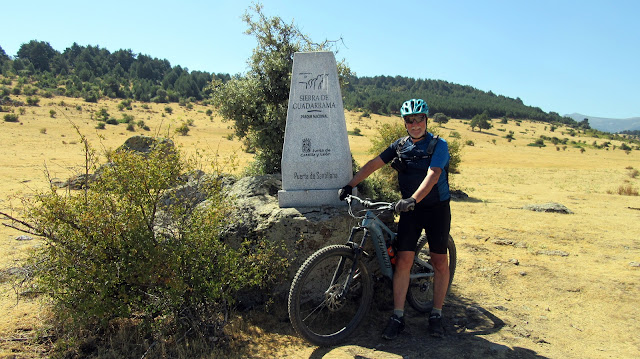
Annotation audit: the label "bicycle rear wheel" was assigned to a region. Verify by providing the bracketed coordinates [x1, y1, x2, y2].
[406, 234, 457, 313]
[288, 245, 373, 346]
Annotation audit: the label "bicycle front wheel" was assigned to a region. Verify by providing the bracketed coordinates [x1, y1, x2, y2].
[406, 234, 457, 313]
[288, 245, 373, 346]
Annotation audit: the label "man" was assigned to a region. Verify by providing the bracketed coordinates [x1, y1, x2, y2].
[338, 98, 451, 339]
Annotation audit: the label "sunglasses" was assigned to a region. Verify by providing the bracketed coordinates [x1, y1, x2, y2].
[404, 115, 426, 124]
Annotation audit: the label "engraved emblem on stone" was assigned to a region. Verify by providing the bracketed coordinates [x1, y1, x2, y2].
[298, 73, 327, 90]
[302, 138, 311, 153]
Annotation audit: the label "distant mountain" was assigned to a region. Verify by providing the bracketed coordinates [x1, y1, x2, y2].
[565, 113, 640, 133]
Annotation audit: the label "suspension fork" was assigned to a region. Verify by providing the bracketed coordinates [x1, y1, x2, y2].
[330, 227, 367, 298]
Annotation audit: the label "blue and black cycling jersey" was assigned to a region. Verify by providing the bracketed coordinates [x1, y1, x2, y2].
[379, 133, 450, 207]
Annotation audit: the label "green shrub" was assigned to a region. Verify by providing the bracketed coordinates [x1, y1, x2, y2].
[528, 139, 546, 147]
[26, 96, 40, 106]
[84, 91, 99, 103]
[119, 99, 133, 110]
[366, 122, 408, 200]
[14, 143, 287, 355]
[136, 120, 150, 131]
[505, 131, 515, 141]
[4, 113, 19, 122]
[24, 86, 37, 96]
[96, 108, 109, 121]
[176, 122, 190, 136]
[95, 122, 106, 129]
[118, 114, 134, 124]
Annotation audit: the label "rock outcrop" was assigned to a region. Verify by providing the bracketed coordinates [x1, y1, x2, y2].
[522, 202, 573, 214]
[216, 174, 359, 277]
[193, 174, 368, 308]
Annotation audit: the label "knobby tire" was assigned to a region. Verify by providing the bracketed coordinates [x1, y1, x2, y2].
[288, 245, 373, 346]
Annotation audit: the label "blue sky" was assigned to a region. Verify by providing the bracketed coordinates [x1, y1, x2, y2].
[2, 0, 639, 119]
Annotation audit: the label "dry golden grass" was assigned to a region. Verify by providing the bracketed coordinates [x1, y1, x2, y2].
[1, 94, 639, 358]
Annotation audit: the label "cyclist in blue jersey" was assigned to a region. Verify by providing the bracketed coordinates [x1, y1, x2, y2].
[339, 98, 451, 339]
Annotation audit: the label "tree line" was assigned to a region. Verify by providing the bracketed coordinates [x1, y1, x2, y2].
[621, 129, 640, 138]
[0, 40, 230, 103]
[1, 40, 580, 128]
[342, 75, 578, 126]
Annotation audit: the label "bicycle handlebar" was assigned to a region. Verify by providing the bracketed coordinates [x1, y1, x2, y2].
[345, 195, 394, 211]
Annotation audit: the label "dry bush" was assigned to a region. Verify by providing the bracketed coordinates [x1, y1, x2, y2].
[608, 184, 639, 196]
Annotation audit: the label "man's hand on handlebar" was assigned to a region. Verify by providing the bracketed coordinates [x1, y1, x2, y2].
[394, 197, 416, 212]
[338, 185, 353, 201]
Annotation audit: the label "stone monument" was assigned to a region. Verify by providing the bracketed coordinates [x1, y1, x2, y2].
[278, 51, 355, 207]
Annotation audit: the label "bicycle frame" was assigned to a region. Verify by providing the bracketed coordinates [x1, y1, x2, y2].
[345, 196, 434, 281]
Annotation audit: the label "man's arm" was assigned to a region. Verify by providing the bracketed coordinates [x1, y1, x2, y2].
[410, 167, 442, 203]
[347, 156, 385, 187]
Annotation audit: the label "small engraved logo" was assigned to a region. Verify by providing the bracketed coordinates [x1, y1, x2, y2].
[298, 73, 327, 90]
[302, 138, 311, 153]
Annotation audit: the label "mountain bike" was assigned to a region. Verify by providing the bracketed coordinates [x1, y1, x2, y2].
[287, 195, 457, 346]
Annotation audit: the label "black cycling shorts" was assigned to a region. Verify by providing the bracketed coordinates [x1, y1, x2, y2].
[396, 200, 451, 254]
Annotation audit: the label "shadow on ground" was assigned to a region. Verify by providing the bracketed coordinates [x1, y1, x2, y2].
[304, 292, 547, 359]
[237, 283, 548, 359]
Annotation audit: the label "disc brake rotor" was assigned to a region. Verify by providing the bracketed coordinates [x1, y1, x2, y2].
[325, 284, 346, 311]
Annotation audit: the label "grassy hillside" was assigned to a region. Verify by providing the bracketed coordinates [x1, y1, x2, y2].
[1, 94, 639, 358]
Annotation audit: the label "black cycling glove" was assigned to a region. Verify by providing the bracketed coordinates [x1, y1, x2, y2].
[395, 197, 416, 212]
[338, 185, 353, 201]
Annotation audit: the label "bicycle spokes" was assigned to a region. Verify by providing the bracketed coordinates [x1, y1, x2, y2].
[290, 247, 372, 342]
